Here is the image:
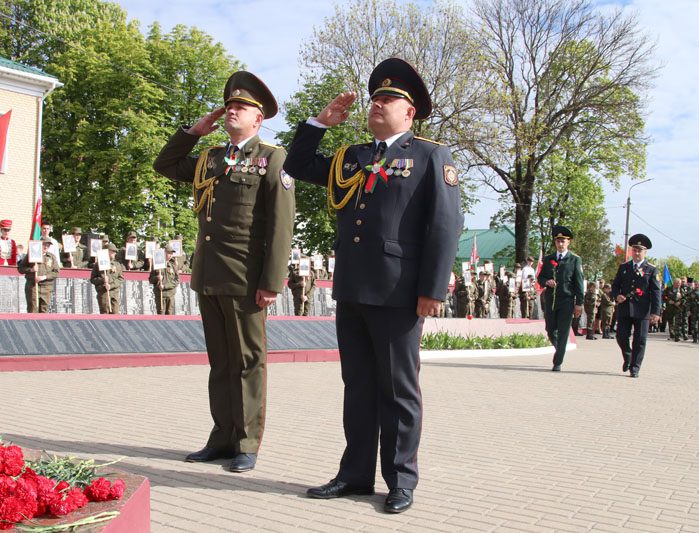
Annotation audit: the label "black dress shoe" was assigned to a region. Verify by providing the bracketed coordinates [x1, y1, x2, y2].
[630, 371, 639, 378]
[384, 488, 413, 514]
[185, 447, 235, 463]
[229, 453, 257, 472]
[306, 478, 375, 499]
[622, 362, 629, 372]
[552, 364, 561, 371]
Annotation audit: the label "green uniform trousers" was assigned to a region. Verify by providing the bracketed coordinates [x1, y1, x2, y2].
[544, 298, 575, 365]
[199, 294, 267, 454]
[96, 289, 120, 314]
[154, 289, 176, 315]
[25, 284, 52, 313]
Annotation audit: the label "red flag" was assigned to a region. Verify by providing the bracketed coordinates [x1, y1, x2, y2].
[535, 248, 543, 290]
[30, 176, 42, 240]
[470, 234, 479, 267]
[614, 244, 624, 257]
[0, 110, 11, 172]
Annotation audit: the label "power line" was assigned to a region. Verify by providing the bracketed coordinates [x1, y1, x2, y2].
[630, 210, 699, 253]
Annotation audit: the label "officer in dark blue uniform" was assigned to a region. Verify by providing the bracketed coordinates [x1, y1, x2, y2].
[537, 225, 584, 371]
[611, 234, 662, 378]
[284, 58, 463, 513]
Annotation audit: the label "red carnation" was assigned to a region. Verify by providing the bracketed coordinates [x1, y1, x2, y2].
[550, 260, 558, 267]
[35, 475, 58, 506]
[109, 479, 126, 500]
[635, 288, 644, 297]
[84, 477, 112, 502]
[0, 445, 24, 477]
[0, 476, 16, 499]
[66, 487, 88, 510]
[0, 496, 27, 529]
[467, 314, 473, 320]
[54, 480, 69, 493]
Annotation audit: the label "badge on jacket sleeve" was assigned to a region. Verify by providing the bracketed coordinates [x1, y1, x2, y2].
[280, 170, 293, 190]
[443, 165, 458, 186]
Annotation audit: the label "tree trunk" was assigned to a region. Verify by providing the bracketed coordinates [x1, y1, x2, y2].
[514, 186, 533, 264]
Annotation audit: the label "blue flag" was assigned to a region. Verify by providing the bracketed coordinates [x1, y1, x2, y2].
[663, 264, 672, 287]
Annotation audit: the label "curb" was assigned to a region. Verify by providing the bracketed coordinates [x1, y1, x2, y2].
[420, 342, 576, 361]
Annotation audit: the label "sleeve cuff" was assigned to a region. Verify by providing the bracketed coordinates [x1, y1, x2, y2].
[306, 117, 329, 129]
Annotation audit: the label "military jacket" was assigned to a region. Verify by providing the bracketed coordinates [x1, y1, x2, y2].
[288, 268, 316, 298]
[90, 260, 124, 294]
[149, 258, 179, 292]
[116, 247, 145, 270]
[537, 252, 584, 307]
[583, 289, 599, 315]
[611, 260, 662, 319]
[18, 252, 60, 286]
[599, 292, 615, 316]
[283, 122, 463, 308]
[62, 243, 88, 269]
[153, 128, 295, 296]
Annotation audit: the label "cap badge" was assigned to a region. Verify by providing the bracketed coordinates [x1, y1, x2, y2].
[381, 78, 392, 87]
[233, 89, 241, 96]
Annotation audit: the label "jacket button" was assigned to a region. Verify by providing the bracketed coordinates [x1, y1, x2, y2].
[353, 236, 360, 243]
[356, 219, 362, 225]
[359, 203, 366, 209]
[214, 179, 219, 185]
[205, 235, 211, 241]
[206, 217, 212, 222]
[212, 197, 216, 203]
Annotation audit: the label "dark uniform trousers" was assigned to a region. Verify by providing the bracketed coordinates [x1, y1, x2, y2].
[544, 298, 575, 366]
[284, 122, 463, 490]
[199, 294, 267, 454]
[611, 260, 661, 374]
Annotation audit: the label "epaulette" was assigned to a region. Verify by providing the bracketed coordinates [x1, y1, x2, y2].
[260, 141, 282, 150]
[414, 136, 445, 146]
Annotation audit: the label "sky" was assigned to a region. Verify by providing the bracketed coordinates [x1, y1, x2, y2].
[115, 0, 698, 264]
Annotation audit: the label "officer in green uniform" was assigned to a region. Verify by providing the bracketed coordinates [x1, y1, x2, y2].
[18, 237, 60, 313]
[153, 71, 295, 473]
[599, 284, 615, 338]
[149, 244, 179, 314]
[537, 225, 584, 371]
[90, 243, 123, 314]
[62, 227, 88, 268]
[583, 282, 600, 340]
[116, 231, 145, 271]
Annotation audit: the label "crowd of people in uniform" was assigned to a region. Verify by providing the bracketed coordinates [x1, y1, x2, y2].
[0, 219, 189, 315]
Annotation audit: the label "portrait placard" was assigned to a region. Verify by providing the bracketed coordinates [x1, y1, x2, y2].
[449, 271, 456, 286]
[145, 241, 156, 259]
[153, 248, 167, 270]
[299, 257, 311, 276]
[508, 278, 516, 291]
[89, 238, 102, 258]
[476, 266, 484, 275]
[484, 262, 494, 274]
[169, 240, 182, 257]
[523, 278, 532, 290]
[291, 247, 301, 264]
[96, 249, 110, 271]
[328, 256, 335, 273]
[463, 271, 472, 286]
[61, 234, 76, 254]
[312, 254, 323, 270]
[124, 242, 138, 261]
[583, 279, 588, 292]
[28, 240, 43, 263]
[499, 266, 506, 279]
[461, 261, 470, 276]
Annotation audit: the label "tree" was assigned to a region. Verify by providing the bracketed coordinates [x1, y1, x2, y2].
[277, 73, 370, 254]
[458, 0, 656, 262]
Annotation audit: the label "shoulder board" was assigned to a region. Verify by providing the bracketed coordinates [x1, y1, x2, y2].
[414, 136, 445, 146]
[647, 262, 656, 269]
[206, 145, 226, 151]
[259, 141, 282, 150]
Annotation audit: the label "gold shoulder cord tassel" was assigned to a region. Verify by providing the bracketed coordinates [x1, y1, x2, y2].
[327, 146, 365, 212]
[192, 148, 217, 219]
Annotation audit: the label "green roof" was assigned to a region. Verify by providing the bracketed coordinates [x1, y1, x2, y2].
[457, 227, 516, 263]
[0, 56, 57, 79]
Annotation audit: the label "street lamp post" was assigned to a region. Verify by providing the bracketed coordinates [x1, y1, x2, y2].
[623, 178, 653, 258]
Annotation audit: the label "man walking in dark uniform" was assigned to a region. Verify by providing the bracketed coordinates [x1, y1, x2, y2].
[537, 225, 584, 371]
[153, 71, 295, 472]
[284, 57, 463, 513]
[611, 234, 661, 377]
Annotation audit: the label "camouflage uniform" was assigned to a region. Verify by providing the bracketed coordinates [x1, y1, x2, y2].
[287, 265, 315, 316]
[598, 289, 615, 338]
[688, 287, 699, 343]
[667, 285, 686, 341]
[455, 277, 476, 318]
[583, 286, 600, 339]
[475, 277, 491, 318]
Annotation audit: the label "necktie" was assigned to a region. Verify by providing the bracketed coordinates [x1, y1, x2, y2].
[373, 141, 387, 163]
[633, 263, 638, 272]
[557, 254, 562, 262]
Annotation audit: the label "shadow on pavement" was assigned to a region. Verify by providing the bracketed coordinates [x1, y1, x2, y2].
[422, 361, 621, 376]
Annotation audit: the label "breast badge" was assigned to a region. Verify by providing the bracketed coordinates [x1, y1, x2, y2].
[443, 165, 458, 186]
[280, 170, 293, 190]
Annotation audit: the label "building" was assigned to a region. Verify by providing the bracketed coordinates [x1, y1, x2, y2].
[0, 56, 61, 244]
[457, 226, 516, 267]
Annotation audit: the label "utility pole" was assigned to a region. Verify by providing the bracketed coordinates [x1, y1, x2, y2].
[623, 178, 653, 259]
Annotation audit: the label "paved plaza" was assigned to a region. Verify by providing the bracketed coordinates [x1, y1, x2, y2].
[1, 333, 698, 532]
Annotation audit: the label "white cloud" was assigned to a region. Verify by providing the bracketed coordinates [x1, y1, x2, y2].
[116, 0, 698, 263]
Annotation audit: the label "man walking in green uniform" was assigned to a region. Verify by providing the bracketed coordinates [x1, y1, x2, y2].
[18, 238, 60, 313]
[537, 225, 584, 371]
[149, 244, 179, 315]
[90, 243, 123, 314]
[153, 71, 295, 473]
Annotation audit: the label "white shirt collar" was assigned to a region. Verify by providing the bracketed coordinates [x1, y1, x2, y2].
[228, 136, 255, 153]
[375, 131, 408, 149]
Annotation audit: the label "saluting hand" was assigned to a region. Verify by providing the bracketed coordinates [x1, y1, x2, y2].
[187, 107, 226, 136]
[315, 92, 356, 127]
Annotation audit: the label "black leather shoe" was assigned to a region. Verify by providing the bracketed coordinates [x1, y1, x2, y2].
[552, 365, 561, 371]
[622, 362, 629, 372]
[185, 447, 235, 463]
[306, 479, 375, 499]
[229, 453, 257, 472]
[384, 488, 413, 513]
[630, 371, 639, 378]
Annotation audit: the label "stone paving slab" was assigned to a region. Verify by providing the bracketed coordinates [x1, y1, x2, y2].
[1, 333, 698, 531]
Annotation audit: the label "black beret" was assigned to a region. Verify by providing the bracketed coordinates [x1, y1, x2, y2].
[368, 58, 432, 120]
[628, 233, 652, 250]
[223, 71, 278, 119]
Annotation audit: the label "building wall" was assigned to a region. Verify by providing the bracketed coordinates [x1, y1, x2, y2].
[0, 89, 39, 247]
